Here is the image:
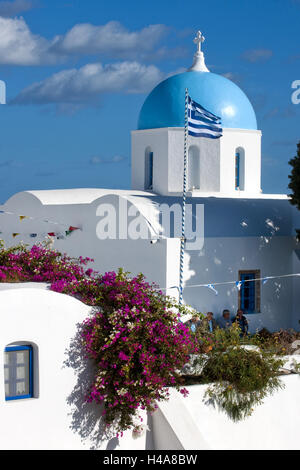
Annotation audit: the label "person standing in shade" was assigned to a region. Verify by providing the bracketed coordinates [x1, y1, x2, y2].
[187, 315, 201, 333]
[233, 309, 249, 335]
[218, 309, 232, 329]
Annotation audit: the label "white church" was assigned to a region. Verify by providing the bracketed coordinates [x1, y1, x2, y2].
[1, 31, 300, 331]
[1, 31, 300, 450]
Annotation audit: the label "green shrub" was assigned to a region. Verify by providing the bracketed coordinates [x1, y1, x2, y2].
[201, 347, 284, 421]
[252, 328, 300, 356]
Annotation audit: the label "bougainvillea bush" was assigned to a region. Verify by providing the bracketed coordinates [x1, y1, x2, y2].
[0, 240, 291, 429]
[0, 239, 93, 285]
[0, 240, 198, 433]
[80, 270, 199, 433]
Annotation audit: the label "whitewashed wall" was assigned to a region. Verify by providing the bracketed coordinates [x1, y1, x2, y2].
[292, 208, 300, 330]
[131, 128, 169, 195]
[1, 190, 299, 332]
[220, 128, 262, 195]
[183, 236, 296, 332]
[131, 127, 261, 197]
[153, 377, 300, 450]
[0, 190, 170, 290]
[292, 251, 300, 330]
[0, 286, 147, 450]
[2, 286, 299, 450]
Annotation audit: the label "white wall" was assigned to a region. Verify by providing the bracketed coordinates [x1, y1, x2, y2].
[1, 190, 298, 333]
[165, 238, 181, 300]
[152, 390, 210, 450]
[292, 208, 300, 330]
[131, 127, 262, 197]
[0, 192, 170, 291]
[153, 377, 300, 450]
[167, 129, 220, 194]
[220, 128, 262, 195]
[292, 251, 300, 330]
[0, 286, 148, 450]
[131, 128, 169, 195]
[182, 236, 297, 332]
[1, 286, 298, 450]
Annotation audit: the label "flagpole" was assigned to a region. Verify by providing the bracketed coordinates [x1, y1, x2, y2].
[179, 88, 189, 305]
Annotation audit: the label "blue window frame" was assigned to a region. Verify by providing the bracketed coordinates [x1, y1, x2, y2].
[240, 272, 256, 313]
[4, 345, 33, 400]
[148, 151, 153, 189]
[145, 149, 153, 190]
[235, 152, 240, 189]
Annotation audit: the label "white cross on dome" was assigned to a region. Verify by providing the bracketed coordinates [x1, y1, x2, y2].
[193, 31, 205, 53]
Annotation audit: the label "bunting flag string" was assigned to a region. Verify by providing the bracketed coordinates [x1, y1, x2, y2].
[159, 272, 300, 292]
[0, 208, 80, 229]
[0, 226, 81, 240]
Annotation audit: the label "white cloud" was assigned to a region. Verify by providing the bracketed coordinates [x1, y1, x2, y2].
[0, 0, 33, 17]
[0, 16, 58, 65]
[242, 48, 273, 63]
[51, 21, 169, 60]
[0, 17, 171, 65]
[11, 61, 165, 105]
[89, 155, 125, 165]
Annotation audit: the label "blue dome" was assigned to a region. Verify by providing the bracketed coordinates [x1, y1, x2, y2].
[138, 71, 257, 130]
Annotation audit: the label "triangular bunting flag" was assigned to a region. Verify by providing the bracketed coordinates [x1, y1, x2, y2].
[207, 284, 218, 295]
[236, 281, 243, 291]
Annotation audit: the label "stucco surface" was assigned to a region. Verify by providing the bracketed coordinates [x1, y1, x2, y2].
[0, 287, 147, 450]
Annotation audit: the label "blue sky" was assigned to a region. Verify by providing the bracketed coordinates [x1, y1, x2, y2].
[0, 0, 299, 203]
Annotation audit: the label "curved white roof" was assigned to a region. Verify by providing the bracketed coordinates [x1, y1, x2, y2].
[1, 188, 298, 239]
[5, 188, 156, 206]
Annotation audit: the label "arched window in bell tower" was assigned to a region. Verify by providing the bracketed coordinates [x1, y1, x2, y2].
[188, 146, 200, 190]
[235, 147, 245, 191]
[144, 147, 153, 190]
[0, 80, 6, 105]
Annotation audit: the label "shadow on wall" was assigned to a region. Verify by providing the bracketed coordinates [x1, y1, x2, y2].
[63, 322, 120, 450]
[183, 226, 293, 329]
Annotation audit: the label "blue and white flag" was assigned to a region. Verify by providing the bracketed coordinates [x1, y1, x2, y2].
[207, 284, 218, 295]
[188, 95, 223, 139]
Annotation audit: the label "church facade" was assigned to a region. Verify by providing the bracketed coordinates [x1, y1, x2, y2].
[1, 32, 300, 332]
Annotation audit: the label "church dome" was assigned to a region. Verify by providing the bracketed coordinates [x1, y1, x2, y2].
[138, 32, 257, 131]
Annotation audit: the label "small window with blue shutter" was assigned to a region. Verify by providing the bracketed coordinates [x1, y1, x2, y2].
[145, 148, 153, 190]
[148, 151, 153, 189]
[239, 270, 261, 313]
[235, 151, 240, 189]
[4, 345, 33, 400]
[235, 148, 245, 190]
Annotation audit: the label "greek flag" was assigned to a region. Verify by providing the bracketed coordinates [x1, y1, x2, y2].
[188, 96, 223, 139]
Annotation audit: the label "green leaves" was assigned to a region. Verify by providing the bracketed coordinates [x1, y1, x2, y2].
[202, 347, 284, 421]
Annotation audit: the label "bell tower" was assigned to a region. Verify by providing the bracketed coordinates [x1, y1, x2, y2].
[132, 31, 262, 197]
